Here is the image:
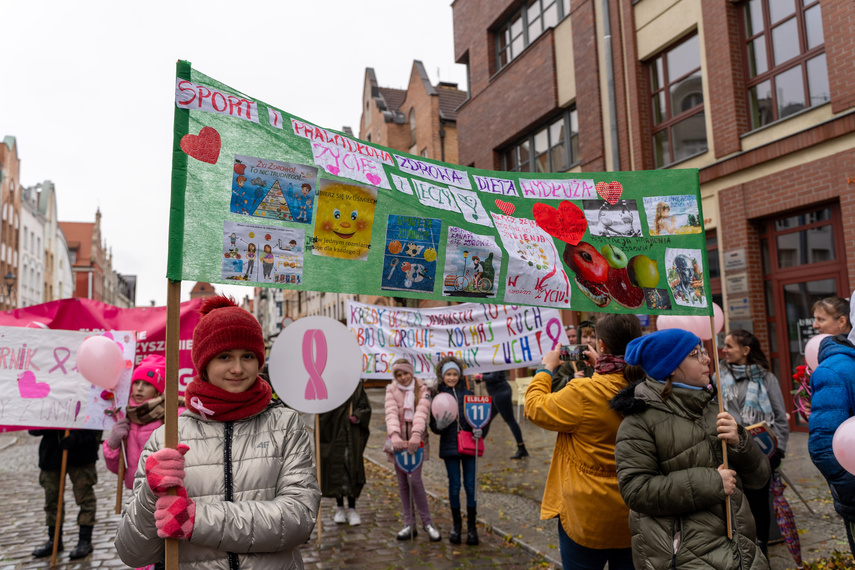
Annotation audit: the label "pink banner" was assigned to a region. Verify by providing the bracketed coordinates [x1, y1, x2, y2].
[0, 297, 204, 390]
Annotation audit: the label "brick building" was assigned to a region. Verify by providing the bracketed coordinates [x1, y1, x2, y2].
[0, 136, 21, 309]
[451, 0, 855, 430]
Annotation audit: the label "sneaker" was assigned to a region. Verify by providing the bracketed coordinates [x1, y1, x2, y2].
[333, 506, 347, 524]
[396, 525, 418, 540]
[346, 508, 361, 526]
[424, 523, 441, 542]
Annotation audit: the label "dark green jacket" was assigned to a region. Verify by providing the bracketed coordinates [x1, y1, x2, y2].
[612, 380, 770, 569]
[318, 384, 371, 500]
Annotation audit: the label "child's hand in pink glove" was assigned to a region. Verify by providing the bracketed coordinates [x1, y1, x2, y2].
[145, 444, 190, 494]
[407, 432, 422, 455]
[155, 487, 196, 540]
[390, 434, 406, 451]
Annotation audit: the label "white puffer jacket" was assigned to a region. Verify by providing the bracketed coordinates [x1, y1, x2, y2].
[115, 401, 320, 569]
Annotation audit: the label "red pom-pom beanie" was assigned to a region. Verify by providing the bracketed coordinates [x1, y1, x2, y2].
[191, 296, 266, 377]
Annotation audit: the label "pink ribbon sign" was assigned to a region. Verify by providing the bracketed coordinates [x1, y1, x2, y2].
[302, 329, 329, 400]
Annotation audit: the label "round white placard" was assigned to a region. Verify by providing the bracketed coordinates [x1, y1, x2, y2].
[268, 316, 362, 414]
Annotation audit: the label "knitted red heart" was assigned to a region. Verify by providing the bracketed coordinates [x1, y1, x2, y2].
[180, 127, 221, 164]
[532, 201, 587, 245]
[495, 199, 515, 216]
[596, 181, 623, 205]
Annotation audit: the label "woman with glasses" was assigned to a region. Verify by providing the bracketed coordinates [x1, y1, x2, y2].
[718, 329, 789, 558]
[611, 329, 771, 569]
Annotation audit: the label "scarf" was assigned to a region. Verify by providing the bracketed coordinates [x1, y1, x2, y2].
[595, 354, 627, 375]
[397, 381, 415, 422]
[184, 376, 272, 422]
[127, 395, 186, 425]
[720, 363, 774, 427]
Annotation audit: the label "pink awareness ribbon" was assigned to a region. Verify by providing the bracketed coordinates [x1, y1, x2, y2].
[190, 397, 215, 421]
[302, 329, 329, 400]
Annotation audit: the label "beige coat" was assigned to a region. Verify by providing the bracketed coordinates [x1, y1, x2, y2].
[115, 402, 320, 569]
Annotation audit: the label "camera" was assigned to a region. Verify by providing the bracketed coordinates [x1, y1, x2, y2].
[559, 344, 589, 362]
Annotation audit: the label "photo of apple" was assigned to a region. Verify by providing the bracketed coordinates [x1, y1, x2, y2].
[600, 244, 628, 269]
[563, 242, 610, 308]
[628, 254, 660, 289]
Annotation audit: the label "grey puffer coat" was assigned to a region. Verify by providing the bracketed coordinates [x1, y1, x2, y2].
[115, 401, 320, 570]
[612, 380, 770, 570]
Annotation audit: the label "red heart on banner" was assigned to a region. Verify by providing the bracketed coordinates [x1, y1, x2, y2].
[180, 127, 221, 164]
[495, 199, 515, 216]
[596, 181, 623, 205]
[533, 201, 587, 245]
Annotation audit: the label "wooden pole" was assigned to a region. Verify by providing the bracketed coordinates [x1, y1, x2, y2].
[315, 414, 322, 547]
[50, 429, 70, 568]
[710, 316, 733, 539]
[165, 280, 181, 569]
[115, 443, 125, 515]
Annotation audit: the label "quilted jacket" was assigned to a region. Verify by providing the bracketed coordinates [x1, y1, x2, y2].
[613, 379, 770, 569]
[809, 335, 855, 519]
[115, 401, 320, 569]
[384, 378, 431, 462]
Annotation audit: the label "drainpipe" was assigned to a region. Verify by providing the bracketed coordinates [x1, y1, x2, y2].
[439, 121, 446, 162]
[601, 0, 621, 171]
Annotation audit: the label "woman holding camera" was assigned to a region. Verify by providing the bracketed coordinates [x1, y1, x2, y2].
[524, 314, 643, 569]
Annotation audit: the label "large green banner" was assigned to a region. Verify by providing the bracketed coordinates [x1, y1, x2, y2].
[167, 61, 711, 316]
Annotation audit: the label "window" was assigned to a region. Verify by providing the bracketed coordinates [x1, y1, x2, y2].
[495, 0, 570, 71]
[649, 34, 708, 168]
[743, 0, 828, 129]
[409, 108, 417, 146]
[502, 108, 578, 173]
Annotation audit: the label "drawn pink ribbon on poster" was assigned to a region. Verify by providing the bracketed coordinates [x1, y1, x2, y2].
[302, 329, 329, 400]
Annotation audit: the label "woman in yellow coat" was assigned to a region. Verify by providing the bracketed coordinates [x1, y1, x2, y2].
[524, 313, 643, 569]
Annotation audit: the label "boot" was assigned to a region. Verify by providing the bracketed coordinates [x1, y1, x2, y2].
[466, 506, 479, 546]
[510, 443, 529, 460]
[32, 525, 62, 558]
[449, 507, 462, 544]
[69, 525, 93, 560]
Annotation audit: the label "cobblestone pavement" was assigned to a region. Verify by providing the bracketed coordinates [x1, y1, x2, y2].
[2, 386, 854, 570]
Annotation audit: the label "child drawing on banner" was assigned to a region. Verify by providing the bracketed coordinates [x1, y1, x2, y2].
[665, 249, 707, 308]
[229, 232, 237, 247]
[298, 183, 313, 222]
[231, 176, 248, 212]
[262, 244, 274, 279]
[471, 256, 484, 289]
[654, 202, 676, 236]
[245, 243, 257, 280]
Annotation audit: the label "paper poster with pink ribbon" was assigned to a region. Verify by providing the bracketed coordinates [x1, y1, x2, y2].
[266, 316, 362, 414]
[0, 327, 136, 431]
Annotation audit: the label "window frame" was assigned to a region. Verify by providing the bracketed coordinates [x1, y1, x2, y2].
[501, 108, 578, 173]
[740, 0, 827, 130]
[494, 0, 570, 72]
[648, 33, 707, 168]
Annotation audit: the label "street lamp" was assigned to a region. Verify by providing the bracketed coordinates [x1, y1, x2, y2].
[3, 272, 15, 308]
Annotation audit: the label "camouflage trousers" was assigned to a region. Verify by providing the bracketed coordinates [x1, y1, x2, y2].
[39, 463, 98, 528]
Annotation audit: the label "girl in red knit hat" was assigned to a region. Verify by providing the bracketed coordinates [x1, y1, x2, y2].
[115, 296, 321, 569]
[103, 354, 187, 490]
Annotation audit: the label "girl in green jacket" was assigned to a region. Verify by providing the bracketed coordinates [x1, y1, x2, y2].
[613, 329, 771, 569]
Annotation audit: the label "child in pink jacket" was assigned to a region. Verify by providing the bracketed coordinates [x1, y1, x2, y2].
[103, 355, 184, 489]
[385, 359, 440, 541]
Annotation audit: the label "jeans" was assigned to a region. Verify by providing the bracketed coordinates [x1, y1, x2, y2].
[846, 517, 855, 558]
[558, 519, 635, 570]
[444, 456, 476, 509]
[395, 464, 432, 526]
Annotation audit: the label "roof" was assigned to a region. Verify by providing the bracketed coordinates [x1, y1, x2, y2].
[437, 88, 468, 121]
[58, 221, 94, 267]
[377, 87, 407, 112]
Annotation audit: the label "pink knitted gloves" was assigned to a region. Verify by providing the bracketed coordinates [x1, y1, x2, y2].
[155, 487, 196, 540]
[145, 444, 189, 494]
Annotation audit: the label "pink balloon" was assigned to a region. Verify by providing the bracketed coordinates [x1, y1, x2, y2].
[713, 303, 724, 335]
[656, 315, 710, 339]
[833, 416, 855, 476]
[805, 334, 830, 371]
[76, 335, 124, 390]
[430, 392, 458, 423]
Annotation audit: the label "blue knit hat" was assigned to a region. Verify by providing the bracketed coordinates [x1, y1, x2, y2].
[625, 329, 701, 381]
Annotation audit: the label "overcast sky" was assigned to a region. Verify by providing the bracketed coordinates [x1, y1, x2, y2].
[2, 0, 466, 306]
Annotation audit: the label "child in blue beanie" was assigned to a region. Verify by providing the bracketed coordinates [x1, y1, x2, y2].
[611, 329, 772, 569]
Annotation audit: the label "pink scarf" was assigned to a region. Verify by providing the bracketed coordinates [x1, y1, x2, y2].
[397, 381, 415, 422]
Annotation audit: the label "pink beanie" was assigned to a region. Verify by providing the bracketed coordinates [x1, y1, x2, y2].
[132, 354, 166, 394]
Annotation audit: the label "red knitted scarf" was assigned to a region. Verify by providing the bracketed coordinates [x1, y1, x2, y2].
[184, 376, 272, 422]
